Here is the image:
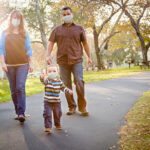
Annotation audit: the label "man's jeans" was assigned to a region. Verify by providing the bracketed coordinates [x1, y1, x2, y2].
[59, 62, 87, 112]
[43, 101, 62, 128]
[6, 64, 29, 116]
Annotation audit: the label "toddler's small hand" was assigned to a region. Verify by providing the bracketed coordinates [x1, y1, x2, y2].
[41, 73, 45, 79]
[69, 90, 73, 95]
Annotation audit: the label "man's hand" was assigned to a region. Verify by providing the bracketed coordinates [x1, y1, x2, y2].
[82, 41, 92, 68]
[46, 41, 55, 65]
[2, 63, 8, 72]
[46, 56, 52, 65]
[88, 57, 92, 67]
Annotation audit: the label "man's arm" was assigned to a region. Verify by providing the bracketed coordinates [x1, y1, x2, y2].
[46, 41, 55, 64]
[82, 41, 92, 67]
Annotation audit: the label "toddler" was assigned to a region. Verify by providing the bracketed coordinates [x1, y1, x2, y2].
[40, 65, 72, 133]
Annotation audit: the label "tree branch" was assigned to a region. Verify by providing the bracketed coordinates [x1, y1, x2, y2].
[28, 22, 40, 30]
[99, 31, 120, 50]
[137, 6, 146, 27]
[103, 9, 124, 50]
[0, 14, 8, 25]
[97, 7, 120, 36]
[31, 40, 43, 44]
[146, 42, 150, 50]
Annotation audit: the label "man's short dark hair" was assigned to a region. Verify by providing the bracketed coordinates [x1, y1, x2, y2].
[62, 6, 72, 13]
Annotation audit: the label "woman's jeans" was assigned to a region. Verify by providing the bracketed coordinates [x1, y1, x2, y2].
[59, 62, 87, 112]
[6, 64, 29, 116]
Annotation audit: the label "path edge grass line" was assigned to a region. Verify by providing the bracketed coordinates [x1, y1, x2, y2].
[118, 90, 150, 150]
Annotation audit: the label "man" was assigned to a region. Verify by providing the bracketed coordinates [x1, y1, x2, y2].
[46, 6, 92, 116]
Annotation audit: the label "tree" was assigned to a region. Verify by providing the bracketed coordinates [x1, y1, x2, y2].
[0, 1, 13, 25]
[111, 0, 150, 63]
[34, 0, 48, 49]
[22, 0, 54, 50]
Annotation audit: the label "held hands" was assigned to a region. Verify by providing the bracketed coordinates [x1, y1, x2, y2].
[2, 63, 8, 72]
[68, 89, 73, 95]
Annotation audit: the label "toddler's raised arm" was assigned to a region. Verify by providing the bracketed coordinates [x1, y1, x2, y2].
[40, 73, 48, 85]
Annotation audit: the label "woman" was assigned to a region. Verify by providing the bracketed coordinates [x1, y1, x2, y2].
[0, 10, 33, 122]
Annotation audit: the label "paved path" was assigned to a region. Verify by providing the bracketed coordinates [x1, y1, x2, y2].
[0, 72, 150, 150]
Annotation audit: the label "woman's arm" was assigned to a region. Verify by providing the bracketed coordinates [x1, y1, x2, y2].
[28, 56, 33, 72]
[0, 54, 8, 72]
[25, 32, 33, 57]
[0, 31, 7, 72]
[25, 32, 33, 72]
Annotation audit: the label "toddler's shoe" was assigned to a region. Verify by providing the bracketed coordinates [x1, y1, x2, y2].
[18, 115, 25, 122]
[56, 126, 62, 130]
[45, 128, 52, 133]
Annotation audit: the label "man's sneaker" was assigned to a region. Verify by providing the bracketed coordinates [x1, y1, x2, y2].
[18, 115, 25, 122]
[80, 110, 89, 116]
[45, 128, 52, 133]
[56, 126, 62, 130]
[14, 115, 19, 120]
[66, 107, 76, 115]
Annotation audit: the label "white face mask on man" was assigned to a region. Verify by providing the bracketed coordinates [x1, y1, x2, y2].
[62, 15, 73, 23]
[12, 18, 20, 27]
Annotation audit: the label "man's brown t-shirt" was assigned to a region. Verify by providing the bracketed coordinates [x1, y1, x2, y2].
[49, 23, 87, 65]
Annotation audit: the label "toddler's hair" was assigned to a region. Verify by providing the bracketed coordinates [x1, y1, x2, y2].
[47, 64, 57, 68]
[46, 64, 58, 73]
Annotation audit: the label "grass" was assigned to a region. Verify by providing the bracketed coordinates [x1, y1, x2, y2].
[0, 78, 44, 103]
[0, 66, 149, 103]
[118, 91, 150, 150]
[83, 66, 145, 83]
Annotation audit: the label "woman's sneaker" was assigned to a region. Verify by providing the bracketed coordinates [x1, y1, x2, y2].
[18, 115, 25, 122]
[14, 115, 19, 120]
[45, 128, 52, 133]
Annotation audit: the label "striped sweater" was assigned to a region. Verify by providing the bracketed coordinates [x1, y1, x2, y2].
[40, 77, 70, 103]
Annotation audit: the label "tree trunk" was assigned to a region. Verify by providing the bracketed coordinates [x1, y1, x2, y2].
[135, 28, 148, 63]
[93, 26, 105, 70]
[35, 0, 47, 50]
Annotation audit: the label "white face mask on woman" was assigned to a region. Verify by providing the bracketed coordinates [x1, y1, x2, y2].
[12, 18, 20, 27]
[62, 15, 73, 23]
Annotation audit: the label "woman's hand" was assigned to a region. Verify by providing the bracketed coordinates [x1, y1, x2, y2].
[2, 63, 8, 72]
[29, 63, 33, 73]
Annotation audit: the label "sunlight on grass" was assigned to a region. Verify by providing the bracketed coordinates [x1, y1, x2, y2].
[0, 66, 148, 103]
[0, 78, 44, 103]
[118, 91, 150, 150]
